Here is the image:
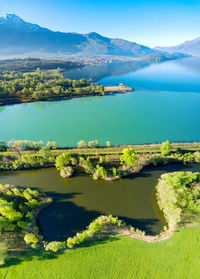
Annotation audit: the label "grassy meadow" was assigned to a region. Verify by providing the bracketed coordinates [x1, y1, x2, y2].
[0, 228, 199, 279]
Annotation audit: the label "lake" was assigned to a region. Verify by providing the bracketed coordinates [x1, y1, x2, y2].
[1, 56, 200, 146]
[0, 163, 199, 241]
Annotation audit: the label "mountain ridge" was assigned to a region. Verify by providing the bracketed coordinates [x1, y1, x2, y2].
[155, 36, 200, 55]
[0, 14, 156, 57]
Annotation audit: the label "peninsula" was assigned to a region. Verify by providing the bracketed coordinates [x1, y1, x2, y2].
[0, 69, 133, 106]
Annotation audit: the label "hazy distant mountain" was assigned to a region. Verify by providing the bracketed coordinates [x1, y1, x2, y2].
[0, 14, 157, 57]
[155, 37, 200, 56]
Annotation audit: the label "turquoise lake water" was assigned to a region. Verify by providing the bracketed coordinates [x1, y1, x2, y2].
[1, 56, 200, 146]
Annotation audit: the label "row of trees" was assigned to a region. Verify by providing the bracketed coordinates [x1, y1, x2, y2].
[77, 140, 111, 148]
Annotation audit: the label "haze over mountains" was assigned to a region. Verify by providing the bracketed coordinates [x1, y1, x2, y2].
[156, 37, 200, 56]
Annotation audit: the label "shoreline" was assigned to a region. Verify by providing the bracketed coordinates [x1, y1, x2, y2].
[0, 85, 134, 107]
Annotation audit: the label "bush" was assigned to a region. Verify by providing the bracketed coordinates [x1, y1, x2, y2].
[55, 153, 71, 170]
[38, 147, 52, 160]
[66, 215, 123, 249]
[183, 153, 194, 164]
[106, 141, 111, 147]
[77, 140, 86, 148]
[160, 141, 172, 156]
[45, 241, 66, 252]
[150, 155, 169, 166]
[60, 166, 74, 178]
[88, 140, 99, 148]
[93, 165, 107, 180]
[120, 148, 137, 169]
[24, 233, 39, 244]
[46, 141, 59, 150]
[194, 151, 200, 163]
[79, 157, 94, 174]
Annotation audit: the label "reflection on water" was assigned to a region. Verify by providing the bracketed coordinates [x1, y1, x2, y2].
[64, 60, 150, 82]
[0, 163, 199, 241]
[1, 57, 200, 146]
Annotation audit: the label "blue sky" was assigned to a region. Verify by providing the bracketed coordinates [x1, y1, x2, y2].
[0, 0, 200, 47]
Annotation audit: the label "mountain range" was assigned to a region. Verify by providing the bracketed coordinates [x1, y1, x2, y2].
[0, 14, 199, 58]
[0, 14, 156, 57]
[155, 37, 200, 56]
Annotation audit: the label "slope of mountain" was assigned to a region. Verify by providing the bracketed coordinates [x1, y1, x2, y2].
[155, 37, 200, 55]
[0, 14, 156, 57]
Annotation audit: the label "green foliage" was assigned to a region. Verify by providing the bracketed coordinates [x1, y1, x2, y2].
[160, 141, 172, 156]
[45, 241, 66, 252]
[183, 153, 194, 164]
[24, 233, 39, 244]
[60, 166, 74, 178]
[150, 155, 169, 166]
[55, 153, 71, 171]
[46, 141, 59, 150]
[0, 242, 7, 266]
[120, 148, 137, 169]
[194, 151, 200, 163]
[67, 215, 122, 249]
[106, 141, 111, 147]
[112, 167, 120, 177]
[0, 69, 105, 104]
[77, 140, 87, 148]
[12, 154, 45, 170]
[0, 184, 49, 247]
[79, 157, 94, 174]
[88, 140, 99, 148]
[8, 140, 44, 151]
[38, 147, 52, 160]
[93, 164, 107, 180]
[99, 156, 103, 164]
[156, 171, 200, 230]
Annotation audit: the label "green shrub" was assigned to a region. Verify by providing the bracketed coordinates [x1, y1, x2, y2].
[60, 166, 74, 178]
[120, 148, 137, 169]
[66, 215, 123, 249]
[77, 140, 87, 148]
[45, 241, 66, 252]
[106, 141, 111, 147]
[24, 233, 39, 244]
[93, 165, 107, 180]
[46, 141, 59, 150]
[160, 141, 172, 156]
[55, 153, 71, 170]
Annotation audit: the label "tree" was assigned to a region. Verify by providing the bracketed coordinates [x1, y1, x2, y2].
[24, 233, 39, 244]
[160, 141, 172, 156]
[38, 147, 51, 160]
[46, 141, 59, 150]
[106, 141, 111, 147]
[55, 153, 71, 171]
[77, 140, 86, 148]
[120, 148, 137, 169]
[88, 140, 99, 148]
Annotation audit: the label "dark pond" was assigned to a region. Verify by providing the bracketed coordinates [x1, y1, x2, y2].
[0, 163, 199, 241]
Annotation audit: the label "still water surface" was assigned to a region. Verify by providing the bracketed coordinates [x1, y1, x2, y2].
[1, 57, 200, 146]
[0, 163, 199, 241]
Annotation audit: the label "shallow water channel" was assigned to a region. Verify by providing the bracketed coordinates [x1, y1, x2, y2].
[0, 163, 199, 241]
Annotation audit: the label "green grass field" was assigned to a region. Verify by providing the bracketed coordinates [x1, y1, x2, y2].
[1, 228, 200, 279]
